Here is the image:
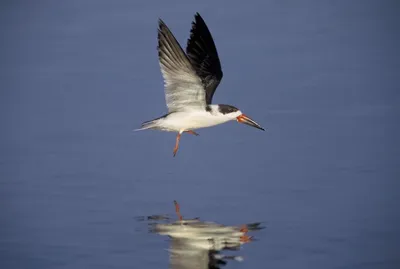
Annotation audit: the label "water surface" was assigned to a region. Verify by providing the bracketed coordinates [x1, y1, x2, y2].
[1, 1, 399, 268]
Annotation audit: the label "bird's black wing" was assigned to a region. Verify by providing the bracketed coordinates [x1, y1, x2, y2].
[186, 13, 223, 105]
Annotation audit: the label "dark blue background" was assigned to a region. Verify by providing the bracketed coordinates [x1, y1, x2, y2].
[1, 1, 399, 268]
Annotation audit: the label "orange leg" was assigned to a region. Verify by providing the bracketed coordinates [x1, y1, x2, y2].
[173, 133, 181, 157]
[184, 130, 199, 136]
[174, 200, 183, 221]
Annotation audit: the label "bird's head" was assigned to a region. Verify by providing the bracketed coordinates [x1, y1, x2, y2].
[218, 104, 265, 131]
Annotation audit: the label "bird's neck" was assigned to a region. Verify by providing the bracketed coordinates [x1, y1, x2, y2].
[205, 104, 220, 113]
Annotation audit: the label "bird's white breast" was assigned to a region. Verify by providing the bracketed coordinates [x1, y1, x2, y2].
[159, 110, 233, 132]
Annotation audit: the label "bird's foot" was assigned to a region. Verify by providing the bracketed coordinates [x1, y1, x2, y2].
[185, 130, 199, 136]
[173, 147, 178, 157]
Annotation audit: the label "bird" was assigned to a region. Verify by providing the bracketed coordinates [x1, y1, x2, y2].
[136, 13, 265, 156]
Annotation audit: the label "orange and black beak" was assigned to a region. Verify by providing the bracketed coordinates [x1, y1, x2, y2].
[236, 114, 265, 131]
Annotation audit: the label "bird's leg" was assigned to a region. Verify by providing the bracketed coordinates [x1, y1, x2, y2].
[174, 200, 183, 221]
[173, 132, 182, 157]
[184, 130, 199, 136]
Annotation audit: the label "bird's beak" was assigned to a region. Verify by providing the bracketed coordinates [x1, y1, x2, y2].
[236, 114, 265, 131]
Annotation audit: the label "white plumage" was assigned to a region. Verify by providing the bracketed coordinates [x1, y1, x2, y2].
[143, 106, 242, 132]
[137, 13, 264, 156]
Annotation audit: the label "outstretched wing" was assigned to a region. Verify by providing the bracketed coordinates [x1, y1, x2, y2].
[186, 13, 223, 105]
[158, 19, 206, 112]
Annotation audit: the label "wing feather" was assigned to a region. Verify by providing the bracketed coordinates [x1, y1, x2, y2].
[186, 13, 223, 105]
[158, 19, 206, 112]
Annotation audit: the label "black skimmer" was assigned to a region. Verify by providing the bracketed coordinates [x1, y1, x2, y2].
[136, 13, 265, 156]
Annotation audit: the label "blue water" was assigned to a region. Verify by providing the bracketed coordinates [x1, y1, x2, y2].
[1, 1, 399, 268]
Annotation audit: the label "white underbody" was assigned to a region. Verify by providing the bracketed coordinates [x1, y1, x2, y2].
[158, 110, 234, 132]
[148, 106, 242, 132]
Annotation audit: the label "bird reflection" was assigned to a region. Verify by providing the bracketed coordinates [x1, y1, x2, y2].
[141, 200, 264, 269]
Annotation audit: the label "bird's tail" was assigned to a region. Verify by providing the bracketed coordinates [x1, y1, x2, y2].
[134, 118, 160, 131]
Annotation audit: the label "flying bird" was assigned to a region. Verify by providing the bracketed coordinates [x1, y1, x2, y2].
[136, 13, 264, 156]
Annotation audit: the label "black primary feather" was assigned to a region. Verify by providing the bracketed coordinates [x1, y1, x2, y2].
[186, 13, 223, 105]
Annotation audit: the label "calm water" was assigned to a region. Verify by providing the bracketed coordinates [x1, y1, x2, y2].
[1, 1, 399, 268]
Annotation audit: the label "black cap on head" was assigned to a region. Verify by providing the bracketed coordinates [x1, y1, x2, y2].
[218, 104, 239, 114]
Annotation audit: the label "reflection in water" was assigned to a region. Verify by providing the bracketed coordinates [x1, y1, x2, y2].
[140, 201, 264, 268]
